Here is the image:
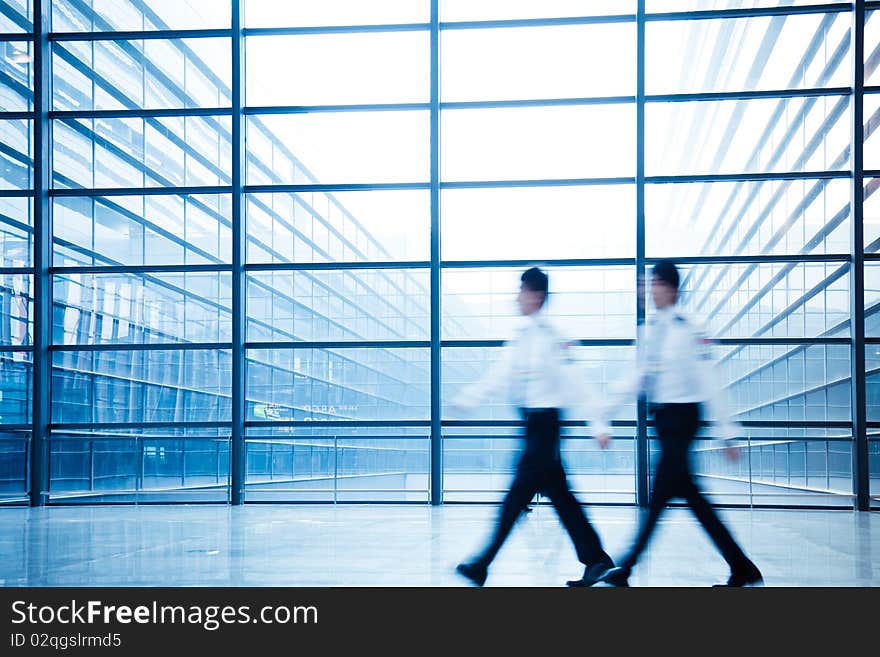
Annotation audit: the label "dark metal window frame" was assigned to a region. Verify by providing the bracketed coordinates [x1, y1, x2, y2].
[0, 0, 871, 508]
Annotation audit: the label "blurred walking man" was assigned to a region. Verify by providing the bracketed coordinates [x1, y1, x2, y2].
[594, 260, 762, 587]
[453, 267, 613, 587]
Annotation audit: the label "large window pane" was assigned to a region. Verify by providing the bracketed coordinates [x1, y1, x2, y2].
[53, 38, 231, 111]
[0, 272, 30, 347]
[245, 0, 427, 28]
[52, 349, 232, 424]
[0, 196, 31, 267]
[442, 1, 634, 21]
[443, 186, 634, 261]
[246, 347, 429, 422]
[53, 272, 232, 346]
[244, 427, 428, 503]
[53, 194, 231, 266]
[0, 41, 31, 112]
[0, 0, 30, 31]
[442, 24, 635, 102]
[49, 429, 230, 503]
[647, 96, 850, 175]
[51, 0, 230, 31]
[53, 116, 231, 189]
[718, 343, 851, 422]
[247, 270, 429, 343]
[443, 427, 636, 504]
[0, 119, 31, 190]
[646, 178, 850, 257]
[660, 435, 852, 507]
[866, 179, 880, 250]
[0, 430, 28, 502]
[246, 190, 429, 264]
[443, 105, 634, 181]
[442, 267, 635, 340]
[672, 261, 850, 339]
[247, 112, 428, 185]
[867, 345, 879, 422]
[442, 346, 636, 421]
[648, 13, 850, 94]
[867, 263, 880, 337]
[247, 32, 428, 106]
[0, 352, 31, 424]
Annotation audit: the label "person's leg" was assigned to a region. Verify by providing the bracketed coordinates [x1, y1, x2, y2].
[682, 479, 753, 571]
[543, 462, 611, 568]
[474, 472, 538, 567]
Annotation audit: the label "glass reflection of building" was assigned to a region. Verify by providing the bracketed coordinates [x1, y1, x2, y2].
[0, 0, 877, 507]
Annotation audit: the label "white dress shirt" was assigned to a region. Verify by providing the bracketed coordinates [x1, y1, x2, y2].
[454, 311, 587, 412]
[592, 306, 740, 440]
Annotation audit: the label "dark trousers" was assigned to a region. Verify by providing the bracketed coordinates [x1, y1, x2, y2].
[620, 403, 751, 572]
[476, 408, 611, 568]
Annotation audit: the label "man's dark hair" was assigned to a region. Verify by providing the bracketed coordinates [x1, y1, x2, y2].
[521, 266, 549, 297]
[651, 259, 680, 291]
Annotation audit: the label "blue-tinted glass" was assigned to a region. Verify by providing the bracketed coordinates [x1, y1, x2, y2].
[246, 348, 429, 422]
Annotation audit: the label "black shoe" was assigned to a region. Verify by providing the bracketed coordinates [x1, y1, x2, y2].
[713, 564, 763, 587]
[456, 562, 488, 587]
[566, 560, 614, 588]
[599, 566, 631, 587]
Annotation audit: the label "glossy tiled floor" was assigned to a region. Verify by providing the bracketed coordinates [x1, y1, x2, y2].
[0, 505, 877, 587]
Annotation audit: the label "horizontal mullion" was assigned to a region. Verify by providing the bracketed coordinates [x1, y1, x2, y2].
[866, 253, 880, 260]
[441, 257, 635, 268]
[49, 29, 233, 41]
[443, 420, 637, 427]
[863, 85, 880, 94]
[647, 171, 850, 184]
[867, 337, 880, 343]
[0, 424, 31, 432]
[245, 103, 429, 114]
[0, 267, 33, 274]
[245, 182, 429, 193]
[647, 87, 851, 103]
[442, 339, 634, 348]
[0, 346, 33, 352]
[50, 108, 233, 119]
[50, 186, 231, 197]
[245, 260, 430, 272]
[645, 3, 851, 21]
[441, 177, 635, 189]
[0, 111, 34, 120]
[736, 420, 852, 429]
[0, 33, 31, 42]
[649, 254, 852, 264]
[246, 340, 430, 350]
[51, 264, 232, 274]
[0, 190, 34, 198]
[245, 420, 431, 428]
[244, 23, 430, 37]
[863, 170, 880, 177]
[50, 342, 230, 352]
[440, 15, 635, 30]
[441, 96, 634, 110]
[50, 422, 231, 430]
[246, 434, 428, 441]
[714, 337, 851, 345]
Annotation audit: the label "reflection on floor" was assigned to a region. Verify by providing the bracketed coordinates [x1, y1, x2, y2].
[0, 505, 876, 587]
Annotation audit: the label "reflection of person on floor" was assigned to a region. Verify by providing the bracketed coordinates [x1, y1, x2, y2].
[593, 260, 762, 588]
[452, 267, 613, 587]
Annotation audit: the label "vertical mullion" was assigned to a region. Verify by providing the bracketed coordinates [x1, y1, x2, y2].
[852, 0, 869, 511]
[635, 0, 649, 508]
[30, 0, 50, 507]
[430, 0, 442, 505]
[230, 0, 246, 505]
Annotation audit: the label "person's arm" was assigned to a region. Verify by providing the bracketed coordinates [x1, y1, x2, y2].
[692, 328, 740, 441]
[590, 324, 650, 445]
[451, 341, 516, 412]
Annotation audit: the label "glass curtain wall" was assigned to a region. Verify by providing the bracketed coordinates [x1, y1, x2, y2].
[0, 0, 875, 507]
